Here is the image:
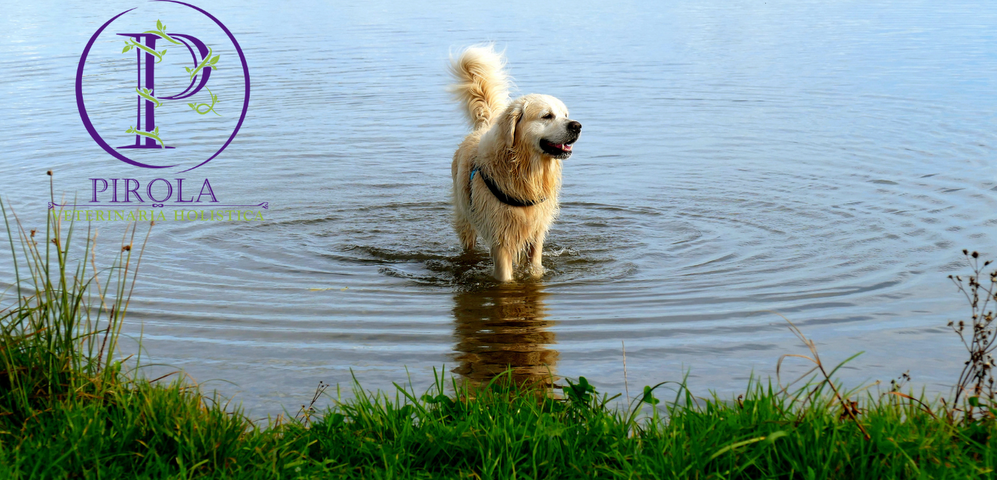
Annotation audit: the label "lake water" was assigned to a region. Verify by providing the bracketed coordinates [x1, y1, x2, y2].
[2, 0, 997, 416]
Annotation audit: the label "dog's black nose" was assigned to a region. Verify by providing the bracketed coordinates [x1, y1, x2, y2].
[567, 121, 582, 134]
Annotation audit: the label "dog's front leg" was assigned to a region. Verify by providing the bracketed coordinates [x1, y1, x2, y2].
[491, 245, 514, 282]
[527, 240, 544, 278]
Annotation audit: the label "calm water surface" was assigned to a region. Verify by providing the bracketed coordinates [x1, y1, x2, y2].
[2, 0, 997, 415]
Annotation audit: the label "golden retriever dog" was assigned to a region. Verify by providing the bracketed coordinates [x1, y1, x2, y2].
[448, 45, 582, 282]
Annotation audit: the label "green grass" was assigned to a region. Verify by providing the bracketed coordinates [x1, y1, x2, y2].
[1, 190, 996, 479]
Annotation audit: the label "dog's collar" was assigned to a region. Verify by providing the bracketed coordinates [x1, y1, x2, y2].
[470, 166, 545, 207]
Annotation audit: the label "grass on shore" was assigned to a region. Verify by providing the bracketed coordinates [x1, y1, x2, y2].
[1, 184, 996, 479]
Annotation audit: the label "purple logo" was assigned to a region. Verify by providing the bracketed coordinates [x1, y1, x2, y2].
[76, 1, 250, 172]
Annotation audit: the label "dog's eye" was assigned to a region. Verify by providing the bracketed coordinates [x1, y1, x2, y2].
[541, 112, 554, 120]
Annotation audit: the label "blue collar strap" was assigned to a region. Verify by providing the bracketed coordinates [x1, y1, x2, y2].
[470, 166, 545, 207]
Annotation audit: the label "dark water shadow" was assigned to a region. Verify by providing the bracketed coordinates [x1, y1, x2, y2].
[451, 281, 558, 387]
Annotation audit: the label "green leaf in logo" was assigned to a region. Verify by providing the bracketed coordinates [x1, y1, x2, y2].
[135, 87, 163, 108]
[144, 19, 182, 45]
[122, 39, 166, 63]
[187, 46, 218, 81]
[188, 87, 221, 116]
[124, 126, 167, 148]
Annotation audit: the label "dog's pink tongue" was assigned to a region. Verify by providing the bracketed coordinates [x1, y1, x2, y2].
[562, 144, 572, 151]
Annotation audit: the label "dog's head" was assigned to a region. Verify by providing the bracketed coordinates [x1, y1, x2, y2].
[491, 94, 581, 160]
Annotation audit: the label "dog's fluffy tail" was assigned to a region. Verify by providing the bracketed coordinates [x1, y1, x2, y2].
[448, 45, 510, 130]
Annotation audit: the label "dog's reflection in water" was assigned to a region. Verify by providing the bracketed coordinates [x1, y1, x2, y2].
[451, 281, 557, 387]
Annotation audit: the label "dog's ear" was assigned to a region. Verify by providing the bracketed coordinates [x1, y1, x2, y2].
[496, 101, 527, 150]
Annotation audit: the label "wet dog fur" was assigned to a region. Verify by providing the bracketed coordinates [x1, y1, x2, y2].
[448, 45, 582, 282]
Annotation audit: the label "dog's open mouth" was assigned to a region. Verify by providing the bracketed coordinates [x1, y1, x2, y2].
[540, 139, 574, 157]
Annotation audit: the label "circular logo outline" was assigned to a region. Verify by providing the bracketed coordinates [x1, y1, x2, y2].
[75, 0, 250, 172]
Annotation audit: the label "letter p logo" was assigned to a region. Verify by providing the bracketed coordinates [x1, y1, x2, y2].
[76, 1, 249, 172]
[119, 25, 217, 150]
